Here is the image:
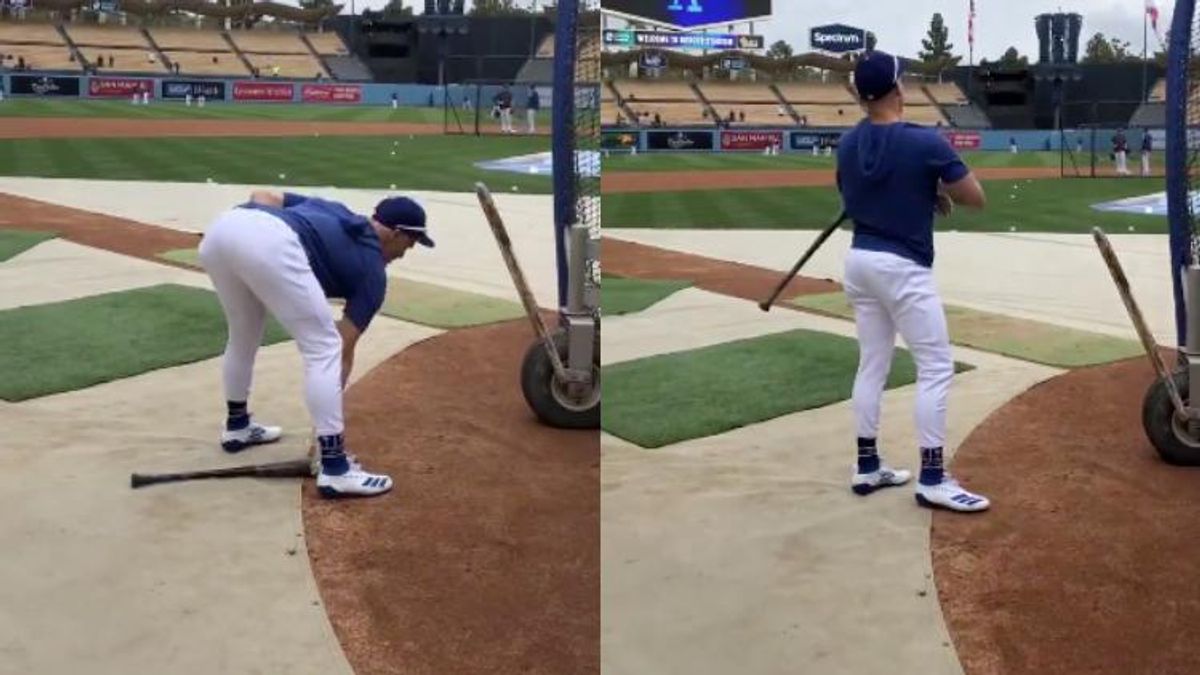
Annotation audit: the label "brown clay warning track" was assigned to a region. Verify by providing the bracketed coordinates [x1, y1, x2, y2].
[932, 355, 1200, 675]
[602, 166, 1065, 193]
[0, 117, 445, 139]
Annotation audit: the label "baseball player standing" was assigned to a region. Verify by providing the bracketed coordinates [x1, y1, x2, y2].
[1140, 128, 1154, 177]
[837, 51, 990, 512]
[526, 84, 540, 134]
[198, 191, 434, 498]
[1112, 128, 1130, 176]
[494, 84, 514, 134]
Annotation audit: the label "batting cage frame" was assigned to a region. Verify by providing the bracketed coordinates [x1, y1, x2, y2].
[442, 80, 555, 137]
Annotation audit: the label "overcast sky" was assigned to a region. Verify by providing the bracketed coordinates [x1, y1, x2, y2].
[339, 0, 1168, 63]
[760, 0, 1172, 63]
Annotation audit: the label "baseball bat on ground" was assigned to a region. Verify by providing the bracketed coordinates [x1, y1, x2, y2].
[759, 211, 848, 312]
[130, 458, 314, 489]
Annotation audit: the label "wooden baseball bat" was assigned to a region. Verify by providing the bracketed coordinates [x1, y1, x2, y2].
[759, 211, 848, 312]
[130, 458, 314, 489]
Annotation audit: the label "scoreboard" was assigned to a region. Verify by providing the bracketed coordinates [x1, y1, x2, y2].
[602, 0, 772, 30]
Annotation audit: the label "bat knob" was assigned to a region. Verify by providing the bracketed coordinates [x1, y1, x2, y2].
[758, 302, 771, 312]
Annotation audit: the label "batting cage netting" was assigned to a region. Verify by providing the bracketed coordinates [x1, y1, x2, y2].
[1166, 0, 1200, 345]
[552, 0, 601, 314]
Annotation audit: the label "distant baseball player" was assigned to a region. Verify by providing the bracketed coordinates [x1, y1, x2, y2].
[526, 84, 540, 134]
[198, 191, 434, 498]
[837, 50, 990, 512]
[1141, 128, 1153, 177]
[1113, 128, 1130, 176]
[494, 84, 514, 134]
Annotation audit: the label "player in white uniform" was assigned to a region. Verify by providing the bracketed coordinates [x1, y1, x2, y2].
[199, 191, 433, 498]
[837, 51, 991, 512]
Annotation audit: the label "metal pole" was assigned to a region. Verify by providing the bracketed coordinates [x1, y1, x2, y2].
[1142, 8, 1148, 102]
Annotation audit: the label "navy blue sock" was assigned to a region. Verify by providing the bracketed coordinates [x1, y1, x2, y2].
[920, 446, 944, 485]
[226, 401, 249, 431]
[319, 434, 350, 475]
[857, 437, 880, 473]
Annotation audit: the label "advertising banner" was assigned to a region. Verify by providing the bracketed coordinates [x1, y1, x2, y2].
[810, 24, 867, 53]
[943, 131, 982, 150]
[232, 81, 294, 101]
[300, 84, 362, 103]
[603, 29, 764, 50]
[790, 130, 843, 150]
[602, 0, 772, 31]
[646, 130, 714, 151]
[88, 77, 153, 98]
[721, 130, 783, 151]
[161, 79, 225, 99]
[10, 75, 80, 97]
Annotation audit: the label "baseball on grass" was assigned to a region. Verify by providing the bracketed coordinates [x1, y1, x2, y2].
[511, 185, 519, 192]
[279, 173, 286, 180]
[1129, 225, 1136, 232]
[390, 183, 397, 190]
[1009, 226, 1017, 232]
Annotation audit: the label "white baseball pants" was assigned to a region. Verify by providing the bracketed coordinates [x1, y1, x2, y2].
[500, 108, 513, 132]
[843, 248, 953, 449]
[198, 208, 344, 437]
[527, 108, 537, 133]
[1116, 150, 1129, 175]
[1142, 152, 1151, 176]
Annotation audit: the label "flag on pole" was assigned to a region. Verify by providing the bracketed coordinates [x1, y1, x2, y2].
[1146, 0, 1159, 31]
[968, 0, 976, 46]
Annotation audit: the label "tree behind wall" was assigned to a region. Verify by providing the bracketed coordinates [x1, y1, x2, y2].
[766, 40, 793, 60]
[918, 13, 962, 77]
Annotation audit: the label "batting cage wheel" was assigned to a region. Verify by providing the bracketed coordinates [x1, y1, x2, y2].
[1143, 368, 1200, 465]
[521, 327, 600, 429]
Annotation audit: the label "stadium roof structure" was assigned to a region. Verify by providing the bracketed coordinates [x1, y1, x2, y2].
[30, 0, 341, 22]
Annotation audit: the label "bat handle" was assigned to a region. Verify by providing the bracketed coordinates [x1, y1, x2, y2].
[758, 300, 772, 312]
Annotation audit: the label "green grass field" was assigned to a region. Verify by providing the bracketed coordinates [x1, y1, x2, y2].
[603, 150, 1066, 172]
[0, 99, 447, 123]
[603, 328, 970, 448]
[603, 274, 692, 315]
[0, 284, 289, 401]
[0, 230, 56, 262]
[0, 134, 552, 193]
[603, 177, 1165, 233]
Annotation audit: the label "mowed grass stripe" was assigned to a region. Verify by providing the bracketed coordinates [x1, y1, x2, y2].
[602, 328, 972, 448]
[603, 177, 1166, 233]
[0, 284, 290, 401]
[0, 135, 553, 193]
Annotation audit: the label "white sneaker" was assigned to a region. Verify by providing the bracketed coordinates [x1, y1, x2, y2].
[915, 476, 990, 512]
[220, 419, 282, 453]
[317, 465, 393, 499]
[851, 465, 912, 495]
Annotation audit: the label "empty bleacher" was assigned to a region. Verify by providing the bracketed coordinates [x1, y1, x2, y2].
[776, 82, 857, 104]
[717, 103, 795, 125]
[925, 82, 968, 105]
[84, 46, 164, 72]
[151, 27, 230, 51]
[904, 104, 948, 126]
[163, 50, 247, 77]
[306, 31, 350, 56]
[792, 103, 860, 126]
[65, 24, 150, 50]
[699, 82, 779, 103]
[231, 30, 326, 78]
[0, 21, 76, 71]
[611, 79, 707, 126]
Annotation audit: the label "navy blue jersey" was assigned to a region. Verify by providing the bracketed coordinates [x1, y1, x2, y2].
[240, 194, 386, 331]
[527, 89, 540, 110]
[836, 120, 969, 268]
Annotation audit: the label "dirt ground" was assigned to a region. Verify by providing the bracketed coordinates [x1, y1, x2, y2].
[303, 319, 599, 675]
[602, 166, 1066, 194]
[0, 192, 198, 263]
[604, 237, 839, 301]
[1, 192, 599, 674]
[0, 117, 446, 139]
[931, 355, 1200, 675]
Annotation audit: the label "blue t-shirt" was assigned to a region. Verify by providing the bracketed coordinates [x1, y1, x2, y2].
[836, 120, 969, 268]
[240, 194, 386, 332]
[527, 90, 540, 110]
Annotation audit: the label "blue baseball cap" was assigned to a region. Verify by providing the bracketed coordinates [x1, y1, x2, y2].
[854, 50, 903, 102]
[374, 196, 434, 248]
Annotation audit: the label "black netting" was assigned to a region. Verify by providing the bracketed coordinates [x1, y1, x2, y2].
[577, 0, 601, 306]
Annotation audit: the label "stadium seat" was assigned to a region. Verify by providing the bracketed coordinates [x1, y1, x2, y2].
[699, 82, 779, 103]
[65, 24, 151, 49]
[775, 82, 857, 104]
[229, 30, 309, 55]
[0, 21, 64, 45]
[306, 31, 350, 56]
[925, 82, 969, 105]
[150, 28, 230, 51]
[163, 50, 249, 77]
[614, 79, 699, 101]
[244, 52, 327, 79]
[0, 43, 77, 71]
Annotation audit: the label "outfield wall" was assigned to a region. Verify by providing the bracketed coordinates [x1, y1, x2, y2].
[0, 71, 550, 109]
[602, 127, 1160, 154]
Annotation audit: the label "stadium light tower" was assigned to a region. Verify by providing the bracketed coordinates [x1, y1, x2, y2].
[419, 0, 469, 85]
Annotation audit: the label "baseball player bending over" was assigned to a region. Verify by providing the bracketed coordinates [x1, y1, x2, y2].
[837, 51, 990, 512]
[199, 191, 433, 498]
